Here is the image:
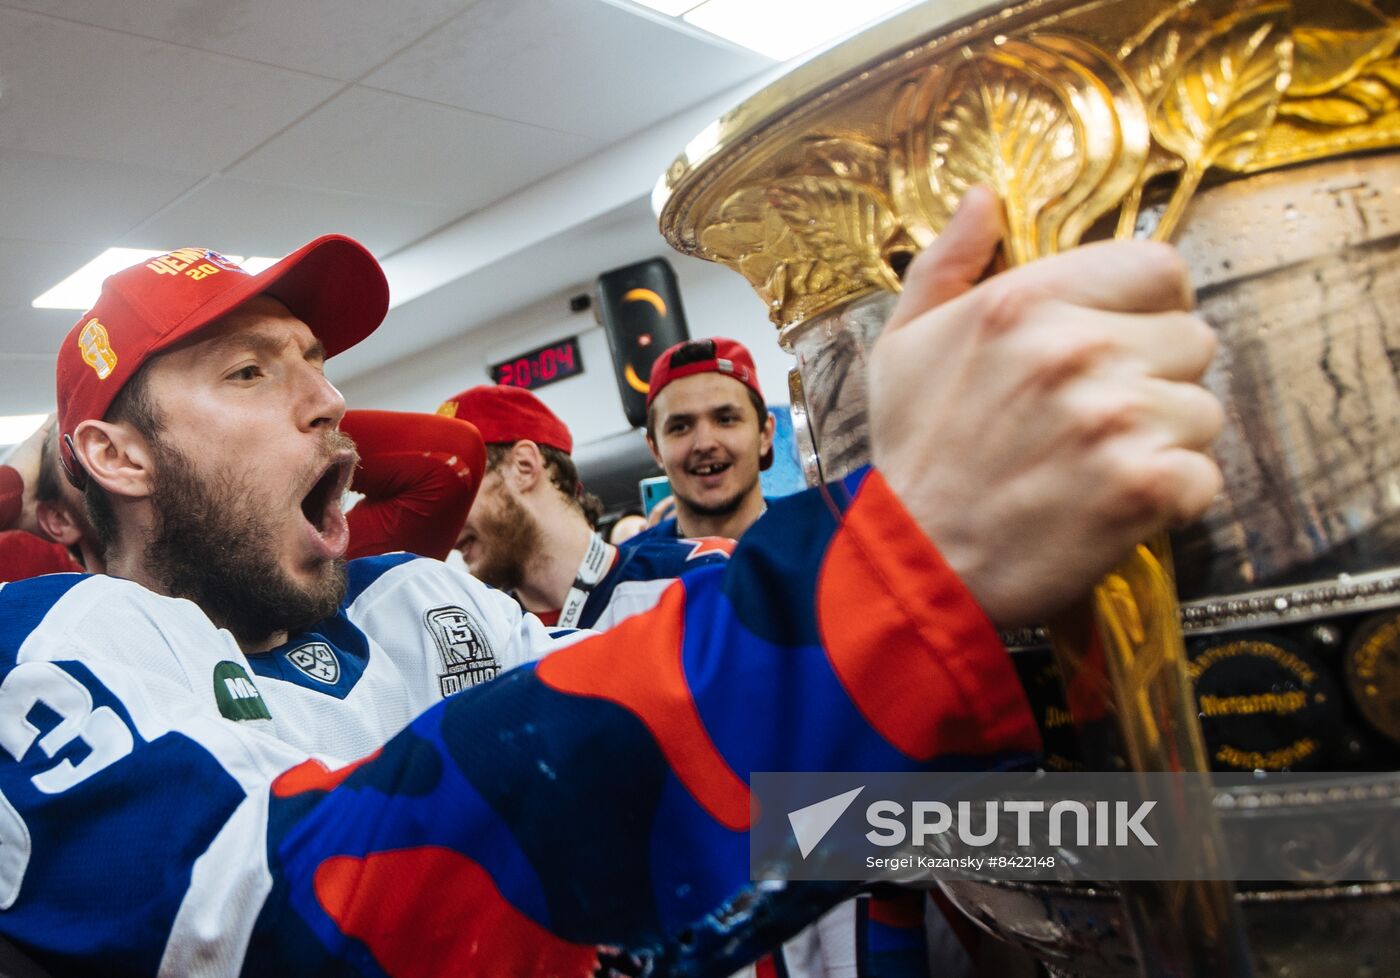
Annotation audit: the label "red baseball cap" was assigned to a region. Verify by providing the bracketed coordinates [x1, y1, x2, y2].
[56, 235, 388, 487]
[644, 336, 764, 411]
[644, 337, 772, 470]
[437, 385, 573, 455]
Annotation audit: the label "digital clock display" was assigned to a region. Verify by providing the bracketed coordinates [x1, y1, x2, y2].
[489, 336, 584, 391]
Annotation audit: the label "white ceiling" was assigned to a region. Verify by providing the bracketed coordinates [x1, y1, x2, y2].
[0, 0, 782, 415]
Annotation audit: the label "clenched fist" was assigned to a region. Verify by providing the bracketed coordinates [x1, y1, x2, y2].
[871, 187, 1223, 626]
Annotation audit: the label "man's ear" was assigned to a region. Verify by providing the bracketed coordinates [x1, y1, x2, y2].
[644, 431, 663, 468]
[35, 500, 82, 546]
[72, 419, 155, 501]
[760, 410, 775, 458]
[505, 440, 546, 492]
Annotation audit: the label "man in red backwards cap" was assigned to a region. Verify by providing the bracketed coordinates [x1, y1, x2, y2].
[0, 184, 1227, 974]
[640, 336, 773, 543]
[439, 384, 731, 629]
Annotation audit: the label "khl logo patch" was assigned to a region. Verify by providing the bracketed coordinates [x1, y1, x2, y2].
[286, 642, 341, 685]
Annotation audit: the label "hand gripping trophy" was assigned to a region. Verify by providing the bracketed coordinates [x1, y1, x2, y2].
[657, 1, 1400, 974]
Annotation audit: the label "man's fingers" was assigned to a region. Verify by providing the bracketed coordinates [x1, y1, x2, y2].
[1157, 448, 1225, 526]
[887, 185, 1005, 332]
[1058, 375, 1224, 457]
[1077, 307, 1217, 381]
[1142, 378, 1225, 452]
[1001, 239, 1195, 314]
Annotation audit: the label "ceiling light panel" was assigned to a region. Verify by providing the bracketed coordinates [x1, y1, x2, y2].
[683, 0, 916, 61]
[628, 0, 707, 15]
[0, 414, 48, 449]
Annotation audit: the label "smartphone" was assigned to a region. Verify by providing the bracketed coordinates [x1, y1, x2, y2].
[640, 476, 672, 516]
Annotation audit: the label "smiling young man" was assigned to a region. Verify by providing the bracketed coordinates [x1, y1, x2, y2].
[641, 337, 774, 542]
[0, 185, 1227, 975]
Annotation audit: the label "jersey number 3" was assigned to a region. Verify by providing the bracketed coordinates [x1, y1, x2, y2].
[0, 662, 136, 909]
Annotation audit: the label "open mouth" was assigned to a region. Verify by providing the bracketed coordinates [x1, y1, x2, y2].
[300, 453, 355, 541]
[688, 461, 731, 477]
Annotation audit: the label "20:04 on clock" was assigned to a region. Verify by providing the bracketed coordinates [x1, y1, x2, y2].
[489, 337, 584, 391]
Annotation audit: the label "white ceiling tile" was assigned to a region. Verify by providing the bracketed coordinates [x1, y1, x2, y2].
[0, 149, 203, 246]
[3, 0, 477, 81]
[228, 86, 603, 208]
[0, 7, 343, 171]
[330, 196, 664, 383]
[0, 312, 71, 360]
[0, 356, 59, 415]
[125, 177, 459, 260]
[362, 0, 772, 140]
[0, 237, 95, 360]
[0, 0, 771, 420]
[0, 237, 99, 316]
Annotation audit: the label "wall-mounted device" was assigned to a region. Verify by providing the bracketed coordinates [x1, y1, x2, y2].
[594, 257, 689, 428]
[488, 336, 584, 391]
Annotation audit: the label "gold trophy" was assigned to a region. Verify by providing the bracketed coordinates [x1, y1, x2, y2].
[658, 1, 1400, 974]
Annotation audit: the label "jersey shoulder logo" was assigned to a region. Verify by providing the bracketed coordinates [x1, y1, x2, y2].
[213, 661, 271, 721]
[286, 642, 341, 685]
[424, 605, 498, 697]
[680, 536, 735, 560]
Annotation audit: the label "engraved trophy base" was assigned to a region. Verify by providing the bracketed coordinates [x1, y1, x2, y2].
[944, 877, 1400, 978]
[785, 153, 1400, 969]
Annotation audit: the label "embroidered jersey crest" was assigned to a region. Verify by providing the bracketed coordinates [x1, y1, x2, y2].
[424, 606, 498, 696]
[286, 642, 340, 685]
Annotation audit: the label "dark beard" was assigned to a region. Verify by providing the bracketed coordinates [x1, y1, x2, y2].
[143, 438, 348, 645]
[674, 472, 759, 520]
[467, 486, 542, 594]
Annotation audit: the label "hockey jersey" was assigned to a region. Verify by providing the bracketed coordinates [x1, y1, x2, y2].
[624, 511, 682, 546]
[620, 496, 771, 552]
[560, 534, 735, 630]
[0, 468, 1039, 976]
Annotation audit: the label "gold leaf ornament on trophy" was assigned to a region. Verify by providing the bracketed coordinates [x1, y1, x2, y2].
[1287, 0, 1397, 95]
[1028, 34, 1151, 252]
[1148, 3, 1295, 239]
[890, 44, 1085, 264]
[768, 174, 903, 294]
[1114, 0, 1211, 234]
[891, 35, 1152, 263]
[699, 139, 905, 325]
[1279, 0, 1400, 125]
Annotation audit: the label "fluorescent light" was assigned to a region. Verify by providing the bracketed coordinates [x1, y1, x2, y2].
[0, 414, 47, 450]
[33, 249, 278, 310]
[684, 0, 916, 61]
[238, 256, 279, 275]
[629, 0, 706, 15]
[33, 248, 165, 310]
